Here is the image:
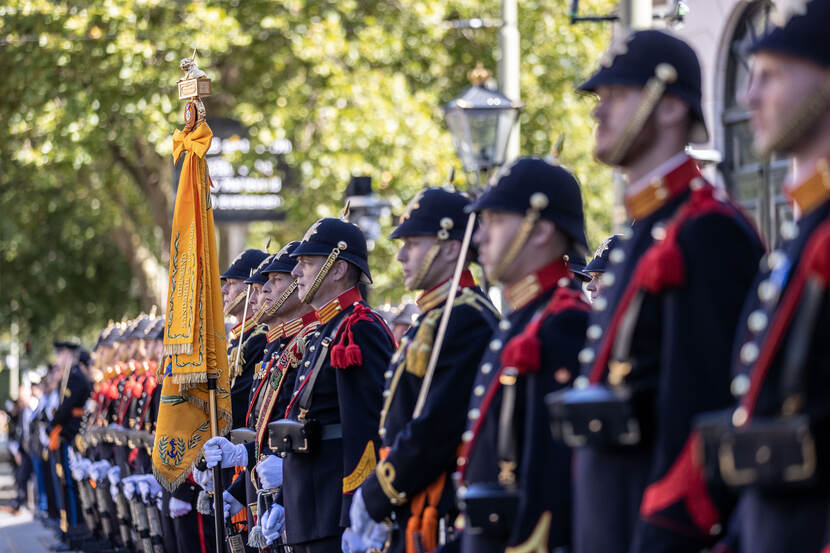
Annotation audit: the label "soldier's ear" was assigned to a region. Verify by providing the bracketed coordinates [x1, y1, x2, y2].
[655, 95, 689, 129]
[440, 240, 462, 263]
[530, 219, 557, 248]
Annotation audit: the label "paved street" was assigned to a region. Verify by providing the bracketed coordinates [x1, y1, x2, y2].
[0, 459, 54, 553]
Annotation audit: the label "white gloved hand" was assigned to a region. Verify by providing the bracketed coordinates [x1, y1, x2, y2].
[344, 489, 389, 553]
[156, 494, 163, 512]
[137, 475, 163, 503]
[39, 427, 50, 448]
[70, 458, 90, 482]
[255, 455, 283, 490]
[106, 465, 121, 487]
[222, 490, 244, 520]
[90, 460, 112, 483]
[122, 475, 138, 500]
[261, 504, 285, 545]
[169, 497, 192, 518]
[110, 481, 120, 503]
[192, 467, 213, 492]
[202, 436, 247, 469]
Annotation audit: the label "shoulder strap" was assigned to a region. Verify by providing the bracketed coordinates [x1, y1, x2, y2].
[296, 317, 349, 420]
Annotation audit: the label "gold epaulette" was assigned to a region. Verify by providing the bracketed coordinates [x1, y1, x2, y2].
[405, 289, 499, 378]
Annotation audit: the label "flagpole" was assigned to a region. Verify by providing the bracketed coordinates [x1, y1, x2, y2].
[207, 373, 225, 551]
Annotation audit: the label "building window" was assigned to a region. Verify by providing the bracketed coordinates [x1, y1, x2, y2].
[721, 0, 791, 248]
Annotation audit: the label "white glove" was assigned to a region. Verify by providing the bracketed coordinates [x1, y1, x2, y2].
[39, 427, 49, 448]
[344, 489, 389, 553]
[156, 494, 163, 512]
[137, 475, 163, 503]
[107, 465, 121, 487]
[122, 475, 139, 500]
[9, 441, 20, 456]
[261, 504, 285, 545]
[169, 496, 192, 518]
[192, 467, 213, 492]
[255, 455, 283, 489]
[70, 458, 90, 482]
[110, 482, 120, 503]
[90, 460, 112, 483]
[202, 436, 247, 468]
[222, 490, 244, 520]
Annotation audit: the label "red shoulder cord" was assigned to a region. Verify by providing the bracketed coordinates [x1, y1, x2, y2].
[331, 304, 396, 369]
[589, 186, 736, 383]
[459, 285, 589, 481]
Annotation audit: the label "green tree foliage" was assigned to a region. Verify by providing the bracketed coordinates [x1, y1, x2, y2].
[0, 0, 614, 358]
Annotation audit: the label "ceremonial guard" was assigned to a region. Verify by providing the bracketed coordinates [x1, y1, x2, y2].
[344, 188, 500, 553]
[268, 216, 395, 553]
[549, 30, 764, 553]
[583, 235, 620, 302]
[695, 2, 830, 552]
[48, 339, 93, 550]
[457, 157, 590, 553]
[221, 248, 269, 428]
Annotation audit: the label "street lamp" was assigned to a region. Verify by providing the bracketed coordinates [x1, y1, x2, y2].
[443, 63, 523, 177]
[344, 176, 391, 250]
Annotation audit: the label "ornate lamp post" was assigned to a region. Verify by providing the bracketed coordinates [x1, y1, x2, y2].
[443, 63, 523, 181]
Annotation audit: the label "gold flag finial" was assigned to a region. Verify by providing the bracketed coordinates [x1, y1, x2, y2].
[340, 200, 351, 221]
[265, 237, 272, 252]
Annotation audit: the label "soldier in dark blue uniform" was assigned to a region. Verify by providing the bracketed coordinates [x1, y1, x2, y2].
[700, 3, 830, 551]
[48, 340, 93, 550]
[455, 157, 590, 553]
[207, 241, 319, 542]
[270, 217, 395, 553]
[584, 235, 620, 302]
[221, 248, 269, 429]
[344, 187, 500, 553]
[552, 29, 764, 553]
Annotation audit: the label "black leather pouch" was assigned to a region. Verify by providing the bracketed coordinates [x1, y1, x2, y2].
[268, 419, 320, 455]
[459, 483, 520, 538]
[716, 415, 820, 491]
[547, 385, 642, 448]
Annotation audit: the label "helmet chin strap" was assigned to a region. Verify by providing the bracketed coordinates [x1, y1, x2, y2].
[407, 217, 456, 291]
[265, 280, 298, 317]
[765, 78, 830, 156]
[300, 241, 348, 305]
[223, 289, 246, 318]
[489, 193, 549, 283]
[604, 63, 678, 166]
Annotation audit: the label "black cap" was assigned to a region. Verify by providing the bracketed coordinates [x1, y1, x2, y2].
[291, 218, 372, 283]
[468, 157, 589, 253]
[151, 318, 165, 341]
[221, 249, 269, 281]
[245, 254, 275, 285]
[390, 188, 473, 241]
[262, 242, 301, 275]
[567, 250, 591, 283]
[585, 235, 621, 273]
[78, 349, 92, 368]
[128, 315, 155, 340]
[53, 340, 81, 351]
[579, 29, 708, 143]
[749, 0, 830, 67]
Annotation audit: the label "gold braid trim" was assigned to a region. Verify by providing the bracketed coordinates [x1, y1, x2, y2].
[343, 441, 377, 493]
[265, 280, 298, 316]
[491, 210, 540, 283]
[301, 242, 346, 304]
[505, 511, 552, 553]
[223, 290, 247, 317]
[374, 458, 407, 506]
[231, 324, 268, 379]
[409, 242, 442, 291]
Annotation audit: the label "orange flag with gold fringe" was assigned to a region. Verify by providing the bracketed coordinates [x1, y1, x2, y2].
[153, 120, 232, 491]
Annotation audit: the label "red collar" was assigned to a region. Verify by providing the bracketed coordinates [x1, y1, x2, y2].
[788, 158, 830, 215]
[268, 311, 319, 342]
[416, 270, 476, 312]
[624, 157, 703, 220]
[316, 286, 363, 325]
[504, 258, 571, 311]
